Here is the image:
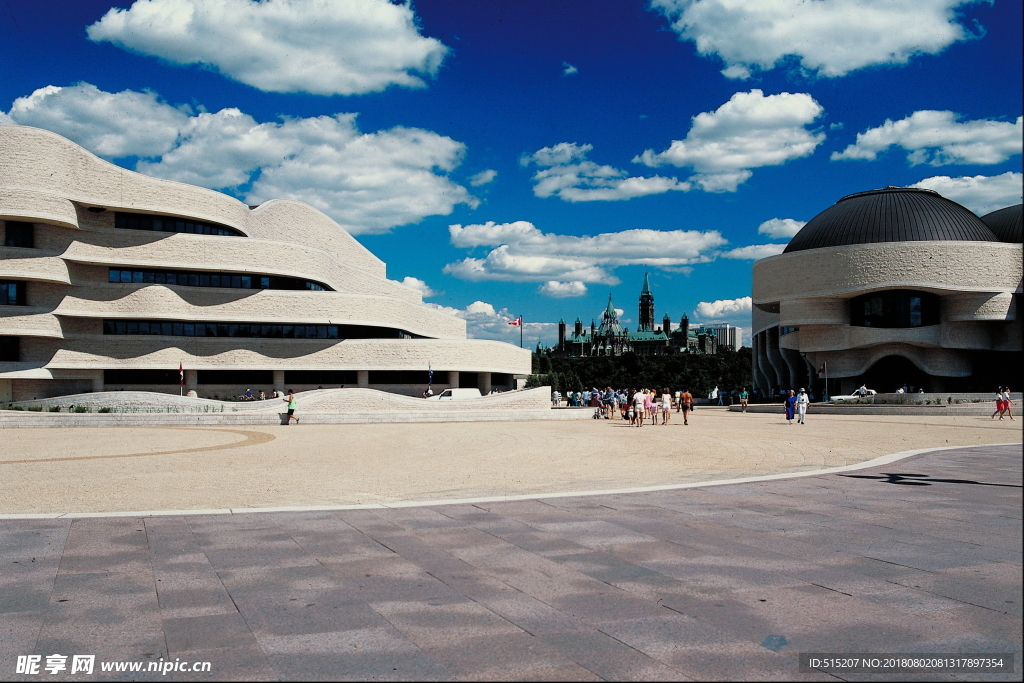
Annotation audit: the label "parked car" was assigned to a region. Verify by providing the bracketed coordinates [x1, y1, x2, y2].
[426, 388, 483, 400]
[831, 389, 876, 402]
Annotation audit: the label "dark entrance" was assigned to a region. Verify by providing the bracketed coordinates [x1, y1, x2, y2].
[858, 355, 930, 393]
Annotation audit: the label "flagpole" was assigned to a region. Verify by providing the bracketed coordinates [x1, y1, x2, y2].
[520, 318, 523, 348]
[823, 360, 829, 402]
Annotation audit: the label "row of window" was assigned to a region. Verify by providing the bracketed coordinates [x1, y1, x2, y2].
[108, 268, 330, 292]
[115, 212, 244, 237]
[849, 290, 940, 328]
[4, 222, 34, 248]
[102, 319, 417, 340]
[0, 281, 26, 306]
[103, 369, 453, 385]
[0, 336, 17, 361]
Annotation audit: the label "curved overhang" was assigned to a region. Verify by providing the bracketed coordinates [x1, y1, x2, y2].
[0, 125, 385, 277]
[0, 189, 80, 230]
[754, 240, 1023, 307]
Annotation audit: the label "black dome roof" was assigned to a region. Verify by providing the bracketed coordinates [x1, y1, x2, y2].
[980, 204, 1022, 243]
[784, 187, 1000, 253]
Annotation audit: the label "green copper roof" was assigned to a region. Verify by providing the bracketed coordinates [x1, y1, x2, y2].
[604, 295, 617, 319]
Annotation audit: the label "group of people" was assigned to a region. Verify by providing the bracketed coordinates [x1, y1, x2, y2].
[992, 386, 1014, 420]
[552, 386, 755, 426]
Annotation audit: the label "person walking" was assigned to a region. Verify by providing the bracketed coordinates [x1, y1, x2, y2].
[660, 388, 672, 425]
[282, 389, 299, 425]
[634, 388, 647, 427]
[738, 387, 749, 413]
[680, 389, 693, 425]
[784, 390, 796, 424]
[796, 388, 809, 424]
[1004, 387, 1014, 419]
[992, 386, 1005, 419]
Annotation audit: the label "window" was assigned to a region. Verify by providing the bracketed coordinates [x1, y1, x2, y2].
[4, 222, 34, 248]
[104, 369, 181, 385]
[849, 290, 940, 328]
[103, 319, 412, 340]
[369, 371, 435, 384]
[781, 326, 799, 335]
[285, 370, 358, 385]
[107, 268, 331, 292]
[0, 281, 26, 306]
[0, 336, 19, 362]
[197, 370, 274, 385]
[114, 212, 244, 237]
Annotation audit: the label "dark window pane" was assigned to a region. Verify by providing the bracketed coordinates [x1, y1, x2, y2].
[162, 322, 173, 335]
[173, 323, 184, 335]
[260, 277, 270, 288]
[166, 273, 177, 285]
[132, 271, 143, 283]
[138, 322, 149, 334]
[210, 274, 220, 287]
[328, 326, 338, 338]
[241, 276, 251, 288]
[4, 222, 35, 248]
[155, 272, 166, 284]
[231, 275, 241, 288]
[188, 274, 199, 287]
[109, 270, 119, 283]
[200, 274, 210, 286]
[184, 323, 195, 336]
[116, 321, 127, 334]
[121, 271, 132, 283]
[282, 325, 293, 338]
[126, 321, 138, 334]
[144, 271, 155, 283]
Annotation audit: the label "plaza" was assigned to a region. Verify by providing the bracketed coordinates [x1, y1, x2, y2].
[1, 411, 1020, 680]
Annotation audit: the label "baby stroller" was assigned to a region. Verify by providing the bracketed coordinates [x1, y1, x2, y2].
[592, 402, 603, 419]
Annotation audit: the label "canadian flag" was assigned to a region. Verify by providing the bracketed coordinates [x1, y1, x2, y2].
[508, 317, 522, 326]
[179, 361, 184, 386]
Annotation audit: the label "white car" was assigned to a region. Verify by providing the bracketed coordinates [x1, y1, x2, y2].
[831, 389, 876, 402]
[426, 388, 483, 400]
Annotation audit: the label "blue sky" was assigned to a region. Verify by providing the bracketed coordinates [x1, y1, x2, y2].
[2, 0, 1021, 347]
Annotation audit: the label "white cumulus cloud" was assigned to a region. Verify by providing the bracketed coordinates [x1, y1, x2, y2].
[562, 62, 579, 76]
[911, 172, 1023, 215]
[635, 90, 825, 192]
[4, 83, 475, 235]
[651, 0, 982, 79]
[832, 111, 1023, 166]
[757, 217, 806, 239]
[401, 276, 439, 298]
[7, 83, 188, 158]
[86, 0, 448, 96]
[539, 281, 588, 298]
[695, 296, 752, 320]
[427, 300, 557, 343]
[444, 220, 727, 283]
[721, 244, 787, 260]
[468, 169, 497, 186]
[524, 142, 690, 201]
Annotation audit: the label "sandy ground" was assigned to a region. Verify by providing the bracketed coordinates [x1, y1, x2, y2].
[1, 408, 1019, 514]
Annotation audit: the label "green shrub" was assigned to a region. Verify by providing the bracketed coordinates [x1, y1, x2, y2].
[4, 405, 25, 410]
[27, 405, 43, 411]
[73, 406, 91, 413]
[98, 407, 113, 413]
[48, 405, 61, 412]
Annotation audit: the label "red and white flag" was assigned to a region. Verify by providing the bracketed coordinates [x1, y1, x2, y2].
[817, 361, 827, 375]
[179, 361, 184, 386]
[508, 317, 522, 326]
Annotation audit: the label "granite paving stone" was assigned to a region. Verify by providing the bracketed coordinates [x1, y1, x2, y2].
[1, 442, 1019, 681]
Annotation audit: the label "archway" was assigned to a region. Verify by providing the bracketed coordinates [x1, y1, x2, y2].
[858, 355, 930, 393]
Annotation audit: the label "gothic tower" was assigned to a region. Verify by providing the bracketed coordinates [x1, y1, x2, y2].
[638, 272, 655, 331]
[662, 313, 672, 335]
[558, 318, 566, 350]
[679, 314, 689, 347]
[574, 316, 583, 337]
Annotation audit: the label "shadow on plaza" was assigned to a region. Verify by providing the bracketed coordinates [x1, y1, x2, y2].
[838, 472, 1022, 488]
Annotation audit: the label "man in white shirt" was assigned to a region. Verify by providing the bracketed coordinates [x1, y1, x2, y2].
[797, 388, 810, 424]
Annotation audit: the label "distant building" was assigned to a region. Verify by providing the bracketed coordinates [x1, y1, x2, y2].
[701, 323, 739, 350]
[545, 274, 720, 357]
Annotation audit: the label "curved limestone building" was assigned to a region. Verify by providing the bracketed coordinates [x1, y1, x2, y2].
[0, 125, 529, 402]
[751, 187, 1022, 395]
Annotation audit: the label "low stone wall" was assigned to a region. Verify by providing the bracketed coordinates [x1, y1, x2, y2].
[0, 386, 593, 426]
[843, 392, 1020, 405]
[728, 403, 1004, 416]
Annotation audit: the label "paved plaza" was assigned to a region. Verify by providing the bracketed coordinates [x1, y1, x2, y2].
[0, 413, 1020, 680]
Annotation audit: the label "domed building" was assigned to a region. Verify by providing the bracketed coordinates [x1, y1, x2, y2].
[751, 187, 1022, 395]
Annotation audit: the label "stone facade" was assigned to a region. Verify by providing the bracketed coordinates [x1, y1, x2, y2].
[0, 125, 530, 400]
[751, 190, 1022, 396]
